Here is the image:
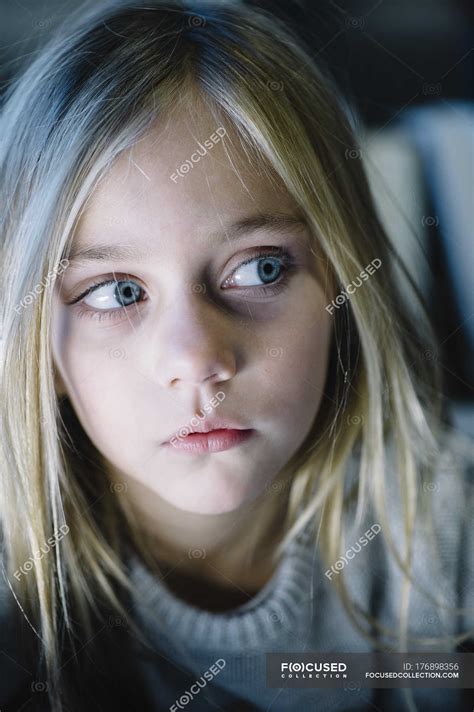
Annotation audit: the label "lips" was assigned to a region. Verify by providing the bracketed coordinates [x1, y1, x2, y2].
[163, 418, 248, 443]
[162, 420, 254, 454]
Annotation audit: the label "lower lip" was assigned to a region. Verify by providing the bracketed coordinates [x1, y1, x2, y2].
[164, 428, 254, 454]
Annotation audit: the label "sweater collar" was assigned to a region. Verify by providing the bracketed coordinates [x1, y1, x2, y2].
[126, 517, 319, 651]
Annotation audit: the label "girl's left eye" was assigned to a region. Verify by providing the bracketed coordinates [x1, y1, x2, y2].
[221, 251, 291, 289]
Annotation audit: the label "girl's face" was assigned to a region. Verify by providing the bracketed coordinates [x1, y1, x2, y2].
[52, 99, 333, 515]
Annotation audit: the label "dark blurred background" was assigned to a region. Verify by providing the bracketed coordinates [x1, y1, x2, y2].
[1, 0, 473, 433]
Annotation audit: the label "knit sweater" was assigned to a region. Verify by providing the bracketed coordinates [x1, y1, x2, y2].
[124, 428, 474, 711]
[1, 428, 473, 711]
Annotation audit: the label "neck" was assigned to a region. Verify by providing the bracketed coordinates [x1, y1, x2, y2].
[115, 468, 293, 589]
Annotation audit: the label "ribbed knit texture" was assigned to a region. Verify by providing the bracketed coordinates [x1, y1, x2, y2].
[129, 516, 317, 653]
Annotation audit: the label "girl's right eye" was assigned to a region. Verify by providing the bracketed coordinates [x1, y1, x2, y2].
[80, 279, 145, 310]
[69, 278, 144, 312]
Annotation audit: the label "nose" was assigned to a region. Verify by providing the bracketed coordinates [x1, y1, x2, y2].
[155, 296, 237, 390]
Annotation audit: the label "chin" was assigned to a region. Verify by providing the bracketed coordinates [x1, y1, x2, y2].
[167, 487, 257, 515]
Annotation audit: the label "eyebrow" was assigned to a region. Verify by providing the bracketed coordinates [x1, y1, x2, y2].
[65, 213, 307, 265]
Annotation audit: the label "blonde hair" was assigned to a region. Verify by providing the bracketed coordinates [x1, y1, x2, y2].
[0, 1, 471, 709]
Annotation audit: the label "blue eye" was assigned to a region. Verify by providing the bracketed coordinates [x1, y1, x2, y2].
[226, 255, 283, 287]
[222, 249, 295, 290]
[82, 279, 144, 310]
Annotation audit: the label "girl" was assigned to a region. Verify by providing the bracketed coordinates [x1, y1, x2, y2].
[0, 1, 472, 710]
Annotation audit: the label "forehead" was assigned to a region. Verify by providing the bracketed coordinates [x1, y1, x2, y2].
[76, 93, 298, 247]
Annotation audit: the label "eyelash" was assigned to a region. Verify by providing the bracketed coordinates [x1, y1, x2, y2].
[69, 247, 297, 322]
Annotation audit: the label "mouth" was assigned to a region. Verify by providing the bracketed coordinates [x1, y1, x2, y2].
[162, 427, 255, 455]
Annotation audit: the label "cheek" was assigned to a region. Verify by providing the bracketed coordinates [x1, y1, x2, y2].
[52, 323, 143, 450]
[257, 307, 332, 435]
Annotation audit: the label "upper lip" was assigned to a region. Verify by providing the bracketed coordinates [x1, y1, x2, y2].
[164, 418, 249, 443]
